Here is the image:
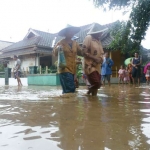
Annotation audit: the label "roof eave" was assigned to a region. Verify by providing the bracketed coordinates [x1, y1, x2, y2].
[36, 45, 53, 50]
[1, 45, 37, 53]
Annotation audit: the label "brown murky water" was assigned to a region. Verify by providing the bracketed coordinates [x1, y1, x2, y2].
[0, 85, 150, 150]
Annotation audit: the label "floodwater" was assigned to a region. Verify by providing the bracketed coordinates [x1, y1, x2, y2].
[0, 85, 150, 150]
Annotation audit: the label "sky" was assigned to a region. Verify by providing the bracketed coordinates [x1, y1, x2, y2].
[0, 0, 149, 49]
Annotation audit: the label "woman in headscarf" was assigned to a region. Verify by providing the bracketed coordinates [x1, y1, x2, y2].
[82, 23, 108, 96]
[53, 25, 82, 94]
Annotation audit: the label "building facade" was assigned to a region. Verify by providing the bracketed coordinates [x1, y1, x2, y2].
[0, 21, 124, 77]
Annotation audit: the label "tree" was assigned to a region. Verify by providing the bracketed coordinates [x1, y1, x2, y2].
[92, 0, 150, 54]
[93, 0, 134, 9]
[107, 21, 133, 54]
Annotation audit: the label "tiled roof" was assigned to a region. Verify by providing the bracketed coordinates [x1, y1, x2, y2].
[1, 36, 41, 52]
[1, 21, 117, 53]
[1, 29, 56, 52]
[0, 40, 14, 50]
[0, 47, 53, 59]
[55, 21, 117, 48]
[31, 29, 56, 47]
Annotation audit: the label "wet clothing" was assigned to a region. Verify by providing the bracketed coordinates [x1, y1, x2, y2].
[101, 57, 114, 75]
[102, 74, 111, 82]
[132, 57, 141, 78]
[59, 72, 75, 94]
[83, 35, 104, 75]
[145, 70, 150, 81]
[14, 71, 21, 79]
[87, 71, 101, 90]
[14, 58, 21, 79]
[14, 58, 21, 72]
[53, 39, 82, 74]
[53, 39, 82, 94]
[82, 35, 103, 92]
[118, 69, 125, 79]
[124, 70, 129, 82]
[128, 64, 132, 77]
[145, 69, 150, 77]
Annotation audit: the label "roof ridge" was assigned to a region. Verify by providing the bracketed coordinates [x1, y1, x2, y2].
[31, 28, 56, 35]
[1, 36, 40, 52]
[0, 40, 14, 43]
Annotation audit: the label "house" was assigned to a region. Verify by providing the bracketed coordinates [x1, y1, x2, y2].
[0, 21, 124, 78]
[0, 29, 57, 75]
[0, 40, 14, 64]
[0, 40, 13, 50]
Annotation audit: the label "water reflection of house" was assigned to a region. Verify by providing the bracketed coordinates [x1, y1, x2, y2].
[0, 22, 124, 77]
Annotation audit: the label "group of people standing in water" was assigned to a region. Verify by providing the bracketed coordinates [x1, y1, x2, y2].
[53, 24, 107, 96]
[118, 52, 142, 86]
[53, 24, 145, 97]
[118, 52, 150, 86]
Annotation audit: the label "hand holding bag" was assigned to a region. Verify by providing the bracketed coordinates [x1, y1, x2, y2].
[57, 46, 66, 69]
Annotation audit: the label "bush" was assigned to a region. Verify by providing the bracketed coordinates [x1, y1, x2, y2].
[0, 64, 4, 72]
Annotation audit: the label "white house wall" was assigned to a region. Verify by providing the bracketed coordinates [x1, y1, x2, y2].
[7, 54, 56, 72]
[8, 55, 36, 72]
[52, 56, 57, 64]
[0, 78, 28, 86]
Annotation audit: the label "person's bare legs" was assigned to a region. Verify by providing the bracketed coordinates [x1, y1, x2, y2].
[16, 78, 19, 86]
[103, 80, 105, 86]
[122, 79, 124, 84]
[108, 80, 111, 86]
[92, 89, 98, 96]
[132, 77, 135, 85]
[17, 77, 22, 86]
[137, 78, 140, 86]
[86, 88, 92, 95]
[148, 80, 150, 85]
[118, 78, 121, 84]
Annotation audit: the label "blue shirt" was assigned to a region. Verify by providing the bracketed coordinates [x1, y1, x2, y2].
[101, 57, 114, 75]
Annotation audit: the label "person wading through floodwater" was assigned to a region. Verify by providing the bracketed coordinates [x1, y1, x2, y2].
[53, 25, 82, 95]
[82, 23, 108, 96]
[101, 52, 114, 86]
[13, 55, 23, 86]
[131, 52, 142, 86]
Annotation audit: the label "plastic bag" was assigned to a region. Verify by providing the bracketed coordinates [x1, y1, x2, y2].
[57, 47, 66, 69]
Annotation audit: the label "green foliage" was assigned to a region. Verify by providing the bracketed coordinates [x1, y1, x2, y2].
[107, 21, 134, 54]
[142, 60, 149, 67]
[0, 64, 4, 72]
[129, 0, 150, 51]
[92, 0, 134, 10]
[39, 65, 57, 74]
[92, 0, 150, 54]
[49, 64, 57, 73]
[76, 64, 83, 79]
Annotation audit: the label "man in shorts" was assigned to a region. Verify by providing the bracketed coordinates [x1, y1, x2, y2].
[101, 52, 114, 86]
[13, 55, 22, 86]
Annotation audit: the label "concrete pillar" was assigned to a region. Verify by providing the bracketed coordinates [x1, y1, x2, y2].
[110, 51, 112, 59]
[4, 67, 11, 85]
[40, 66, 41, 74]
[35, 54, 40, 67]
[52, 55, 57, 65]
[46, 66, 48, 74]
[116, 66, 118, 77]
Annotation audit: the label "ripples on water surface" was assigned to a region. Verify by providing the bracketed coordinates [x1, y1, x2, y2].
[0, 85, 150, 150]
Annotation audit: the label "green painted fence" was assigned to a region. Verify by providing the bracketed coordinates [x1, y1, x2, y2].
[28, 74, 60, 86]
